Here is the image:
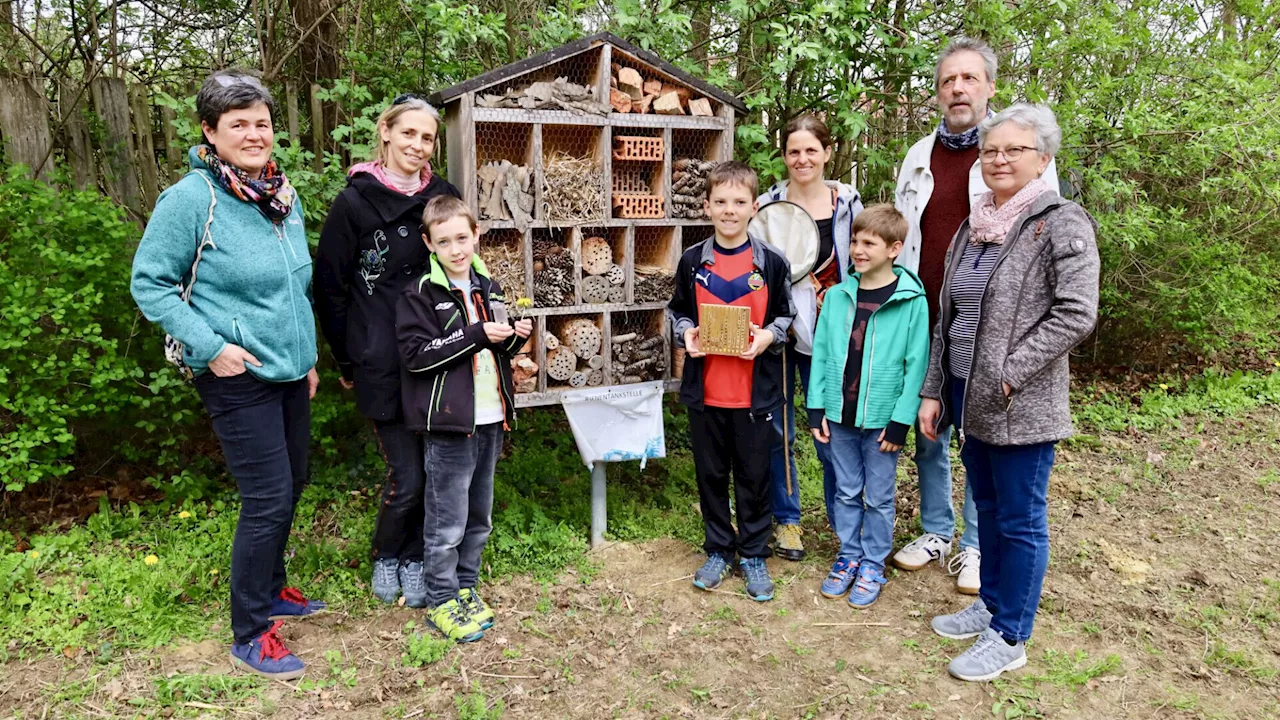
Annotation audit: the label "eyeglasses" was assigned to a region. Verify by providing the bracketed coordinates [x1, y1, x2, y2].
[393, 93, 428, 105]
[213, 74, 267, 90]
[979, 145, 1038, 164]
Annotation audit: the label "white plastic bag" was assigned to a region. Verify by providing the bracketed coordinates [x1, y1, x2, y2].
[560, 381, 666, 470]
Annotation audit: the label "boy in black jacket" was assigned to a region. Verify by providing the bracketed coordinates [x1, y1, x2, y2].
[668, 161, 795, 601]
[396, 195, 531, 642]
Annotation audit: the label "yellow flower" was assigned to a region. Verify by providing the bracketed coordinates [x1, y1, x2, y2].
[28, 550, 39, 559]
[514, 297, 534, 309]
[144, 555, 159, 566]
[178, 511, 192, 519]
[1273, 360, 1280, 367]
[1159, 383, 1169, 390]
[209, 569, 219, 576]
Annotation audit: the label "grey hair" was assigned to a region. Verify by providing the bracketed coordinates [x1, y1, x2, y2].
[978, 103, 1062, 156]
[934, 37, 998, 90]
[197, 69, 274, 142]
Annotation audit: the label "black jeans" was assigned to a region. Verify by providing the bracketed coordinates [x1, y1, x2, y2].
[370, 420, 426, 562]
[195, 372, 310, 644]
[422, 423, 502, 607]
[688, 406, 774, 560]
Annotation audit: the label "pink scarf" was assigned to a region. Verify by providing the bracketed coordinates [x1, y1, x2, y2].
[969, 178, 1050, 245]
[349, 160, 432, 195]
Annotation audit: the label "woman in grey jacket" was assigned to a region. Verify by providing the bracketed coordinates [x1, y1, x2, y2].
[917, 104, 1099, 682]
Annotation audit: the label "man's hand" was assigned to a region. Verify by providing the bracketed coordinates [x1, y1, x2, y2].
[877, 428, 902, 453]
[811, 417, 831, 444]
[307, 367, 319, 399]
[512, 319, 533, 338]
[483, 322, 515, 344]
[918, 398, 942, 441]
[684, 327, 704, 358]
[209, 344, 262, 377]
[740, 324, 774, 359]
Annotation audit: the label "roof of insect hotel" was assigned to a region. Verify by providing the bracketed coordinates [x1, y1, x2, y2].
[428, 32, 747, 114]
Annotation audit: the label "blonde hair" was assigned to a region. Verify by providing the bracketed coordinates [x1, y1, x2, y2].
[422, 195, 476, 239]
[371, 96, 440, 164]
[852, 204, 909, 247]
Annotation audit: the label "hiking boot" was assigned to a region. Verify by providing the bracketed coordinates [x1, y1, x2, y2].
[268, 587, 327, 620]
[400, 561, 428, 608]
[948, 547, 981, 595]
[372, 558, 400, 604]
[820, 557, 858, 599]
[740, 557, 774, 602]
[892, 533, 952, 571]
[774, 524, 806, 561]
[847, 563, 887, 608]
[459, 587, 495, 630]
[693, 553, 733, 591]
[931, 598, 993, 640]
[427, 599, 485, 643]
[230, 621, 305, 680]
[947, 628, 1027, 682]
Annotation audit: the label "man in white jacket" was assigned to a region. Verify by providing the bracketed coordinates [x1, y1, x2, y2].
[892, 37, 1059, 595]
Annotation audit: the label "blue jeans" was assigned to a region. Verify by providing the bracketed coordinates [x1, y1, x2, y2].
[422, 423, 502, 607]
[827, 422, 899, 569]
[916, 424, 979, 549]
[951, 379, 1056, 641]
[770, 346, 837, 527]
[194, 372, 310, 644]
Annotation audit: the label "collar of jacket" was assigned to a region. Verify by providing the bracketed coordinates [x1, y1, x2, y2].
[956, 190, 1074, 250]
[698, 232, 771, 270]
[423, 252, 492, 292]
[833, 265, 925, 305]
[760, 179, 860, 207]
[349, 172, 445, 224]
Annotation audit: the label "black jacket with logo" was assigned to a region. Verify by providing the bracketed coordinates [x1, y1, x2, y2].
[314, 171, 461, 421]
[396, 255, 523, 434]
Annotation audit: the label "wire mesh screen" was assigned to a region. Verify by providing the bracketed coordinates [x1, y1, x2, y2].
[476, 46, 605, 111]
[532, 229, 575, 307]
[543, 125, 607, 224]
[476, 124, 536, 223]
[682, 224, 715, 252]
[545, 313, 606, 390]
[609, 309, 668, 384]
[478, 229, 528, 300]
[633, 226, 677, 304]
[578, 227, 626, 305]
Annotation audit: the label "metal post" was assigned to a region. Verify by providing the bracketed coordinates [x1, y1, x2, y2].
[590, 461, 607, 549]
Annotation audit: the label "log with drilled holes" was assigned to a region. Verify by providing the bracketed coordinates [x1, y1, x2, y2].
[559, 318, 602, 359]
[581, 236, 614, 275]
[546, 346, 576, 381]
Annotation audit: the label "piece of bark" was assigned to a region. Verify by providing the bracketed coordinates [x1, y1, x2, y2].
[688, 98, 713, 117]
[643, 78, 663, 96]
[632, 95, 655, 114]
[654, 92, 685, 115]
[618, 67, 644, 100]
[609, 87, 633, 113]
[611, 332, 637, 344]
[587, 355, 605, 369]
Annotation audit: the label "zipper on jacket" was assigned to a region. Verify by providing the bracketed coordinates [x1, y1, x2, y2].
[273, 221, 305, 377]
[861, 313, 878, 427]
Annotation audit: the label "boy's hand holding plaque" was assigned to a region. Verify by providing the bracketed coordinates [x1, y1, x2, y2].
[697, 304, 752, 356]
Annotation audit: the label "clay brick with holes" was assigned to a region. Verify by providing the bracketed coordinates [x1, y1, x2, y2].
[612, 194, 664, 219]
[613, 136, 664, 161]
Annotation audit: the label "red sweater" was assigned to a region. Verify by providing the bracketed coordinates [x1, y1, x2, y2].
[918, 142, 979, 329]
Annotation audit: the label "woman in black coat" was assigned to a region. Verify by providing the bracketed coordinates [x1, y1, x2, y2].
[315, 94, 460, 607]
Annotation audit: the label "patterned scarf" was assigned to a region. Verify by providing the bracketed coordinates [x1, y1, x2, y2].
[969, 178, 1050, 246]
[349, 160, 433, 195]
[197, 145, 295, 223]
[936, 110, 993, 151]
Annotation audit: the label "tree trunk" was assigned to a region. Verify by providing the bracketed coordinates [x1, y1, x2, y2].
[691, 3, 712, 70]
[288, 0, 341, 84]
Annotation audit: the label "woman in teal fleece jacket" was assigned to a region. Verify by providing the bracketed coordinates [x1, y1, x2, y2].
[130, 71, 323, 681]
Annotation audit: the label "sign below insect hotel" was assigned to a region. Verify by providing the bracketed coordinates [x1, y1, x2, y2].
[430, 33, 746, 407]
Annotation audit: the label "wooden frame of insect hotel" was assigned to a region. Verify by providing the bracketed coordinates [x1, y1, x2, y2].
[430, 32, 746, 407]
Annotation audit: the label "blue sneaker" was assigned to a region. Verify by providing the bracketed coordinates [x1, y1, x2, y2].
[740, 557, 774, 602]
[230, 621, 306, 679]
[269, 587, 327, 620]
[400, 561, 428, 608]
[372, 558, 400, 604]
[848, 564, 887, 608]
[820, 557, 858, 599]
[693, 553, 733, 591]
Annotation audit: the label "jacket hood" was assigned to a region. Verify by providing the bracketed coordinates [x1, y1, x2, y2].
[424, 252, 492, 291]
[838, 265, 925, 303]
[759, 179, 860, 205]
[348, 171, 451, 224]
[187, 146, 211, 172]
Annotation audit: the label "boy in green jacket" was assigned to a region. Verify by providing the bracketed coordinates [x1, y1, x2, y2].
[808, 204, 929, 608]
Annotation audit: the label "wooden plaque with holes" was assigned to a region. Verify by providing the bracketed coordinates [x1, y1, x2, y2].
[698, 304, 751, 356]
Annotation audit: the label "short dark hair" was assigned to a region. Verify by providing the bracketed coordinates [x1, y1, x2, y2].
[197, 70, 274, 143]
[852, 204, 908, 247]
[422, 195, 477, 239]
[706, 161, 758, 198]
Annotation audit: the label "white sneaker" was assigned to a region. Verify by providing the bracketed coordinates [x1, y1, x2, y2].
[948, 547, 981, 595]
[891, 533, 952, 571]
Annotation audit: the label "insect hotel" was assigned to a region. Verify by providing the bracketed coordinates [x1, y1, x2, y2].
[429, 32, 745, 407]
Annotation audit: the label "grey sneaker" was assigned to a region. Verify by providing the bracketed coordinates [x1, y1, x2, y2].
[947, 628, 1027, 682]
[372, 558, 400, 603]
[931, 598, 993, 639]
[400, 561, 428, 608]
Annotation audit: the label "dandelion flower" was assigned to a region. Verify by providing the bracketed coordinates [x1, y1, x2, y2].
[28, 550, 39, 559]
[209, 569, 219, 576]
[144, 555, 159, 566]
[1159, 384, 1169, 390]
[1273, 360, 1280, 367]
[178, 511, 192, 519]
